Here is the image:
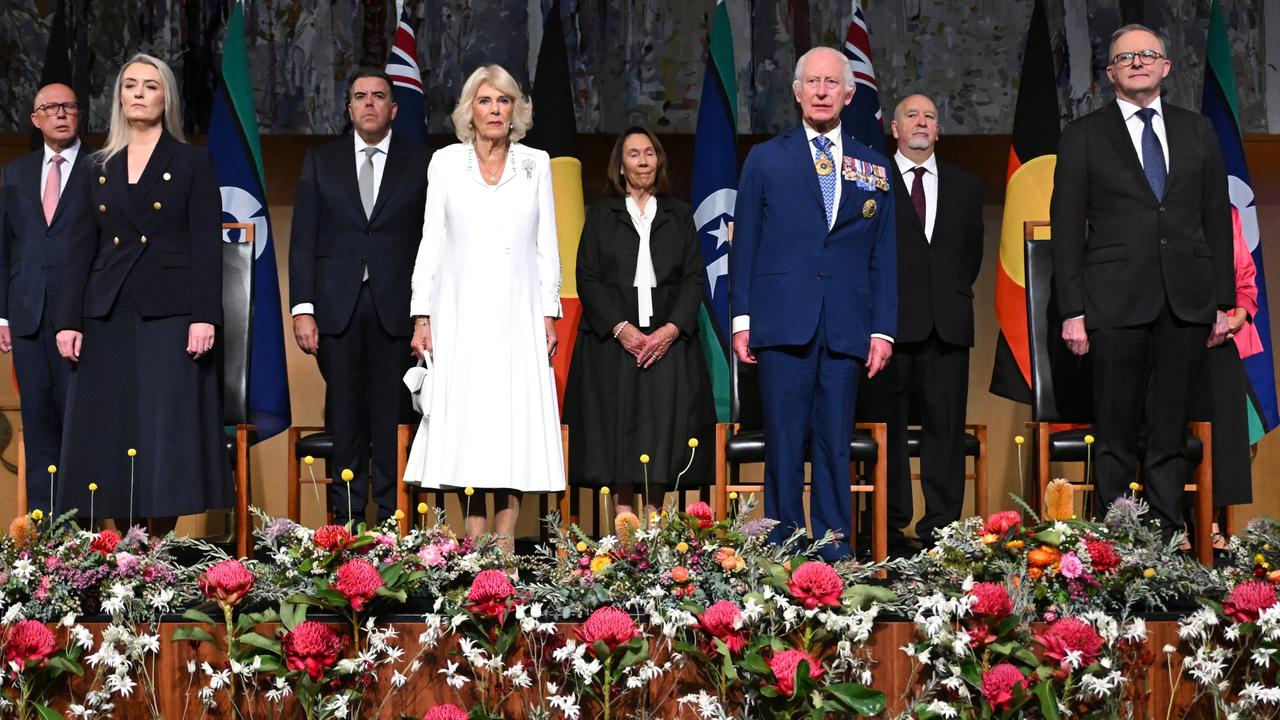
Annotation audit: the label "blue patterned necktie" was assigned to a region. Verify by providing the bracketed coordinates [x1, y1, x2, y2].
[812, 135, 836, 228]
[1135, 107, 1166, 199]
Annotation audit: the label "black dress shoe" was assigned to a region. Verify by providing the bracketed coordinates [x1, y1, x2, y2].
[888, 537, 924, 559]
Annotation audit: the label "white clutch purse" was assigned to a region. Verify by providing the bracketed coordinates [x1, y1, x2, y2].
[402, 355, 433, 416]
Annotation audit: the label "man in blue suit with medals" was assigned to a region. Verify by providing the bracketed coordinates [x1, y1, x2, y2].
[730, 46, 897, 561]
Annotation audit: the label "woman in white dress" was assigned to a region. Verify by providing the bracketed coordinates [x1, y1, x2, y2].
[407, 64, 564, 554]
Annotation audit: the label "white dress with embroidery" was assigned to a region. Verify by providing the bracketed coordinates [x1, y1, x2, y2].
[404, 142, 565, 492]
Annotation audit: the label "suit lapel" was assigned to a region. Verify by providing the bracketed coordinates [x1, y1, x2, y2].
[48, 151, 90, 228]
[105, 150, 144, 236]
[20, 153, 45, 222]
[129, 132, 175, 220]
[1162, 106, 1188, 198]
[784, 128, 827, 219]
[610, 200, 641, 274]
[338, 134, 365, 221]
[367, 135, 406, 224]
[1100, 102, 1154, 198]
[893, 164, 924, 237]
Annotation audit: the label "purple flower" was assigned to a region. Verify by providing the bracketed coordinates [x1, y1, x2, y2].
[115, 552, 140, 576]
[1060, 552, 1083, 579]
[123, 526, 151, 548]
[264, 516, 298, 540]
[741, 518, 779, 538]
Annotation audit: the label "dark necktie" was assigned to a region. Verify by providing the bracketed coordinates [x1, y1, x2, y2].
[910, 166, 927, 225]
[1135, 107, 1166, 199]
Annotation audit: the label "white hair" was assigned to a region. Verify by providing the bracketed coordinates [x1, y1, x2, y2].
[450, 64, 533, 143]
[792, 47, 855, 91]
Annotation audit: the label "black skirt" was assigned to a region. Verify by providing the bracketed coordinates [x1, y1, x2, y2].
[563, 326, 716, 494]
[1190, 342, 1253, 507]
[56, 296, 233, 519]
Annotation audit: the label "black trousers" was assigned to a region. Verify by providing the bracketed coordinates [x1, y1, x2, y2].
[316, 284, 412, 522]
[1091, 304, 1207, 537]
[13, 306, 70, 513]
[857, 331, 969, 544]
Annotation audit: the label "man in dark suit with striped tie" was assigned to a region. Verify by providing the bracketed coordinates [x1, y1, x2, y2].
[0, 83, 94, 513]
[1051, 24, 1234, 540]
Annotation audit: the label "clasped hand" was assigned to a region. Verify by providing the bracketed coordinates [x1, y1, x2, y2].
[619, 322, 678, 369]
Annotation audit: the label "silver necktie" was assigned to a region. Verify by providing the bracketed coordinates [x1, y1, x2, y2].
[359, 146, 379, 218]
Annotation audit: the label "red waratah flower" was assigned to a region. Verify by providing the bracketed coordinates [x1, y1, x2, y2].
[313, 524, 353, 552]
[981, 663, 1029, 711]
[90, 529, 121, 555]
[578, 606, 639, 654]
[198, 558, 254, 609]
[767, 648, 824, 697]
[698, 600, 748, 653]
[1084, 537, 1122, 574]
[1223, 580, 1278, 623]
[422, 705, 470, 720]
[982, 511, 1022, 537]
[466, 569, 516, 624]
[787, 561, 844, 610]
[282, 621, 347, 681]
[687, 501, 714, 528]
[333, 558, 384, 612]
[3, 620, 56, 668]
[1036, 617, 1104, 670]
[970, 582, 1013, 619]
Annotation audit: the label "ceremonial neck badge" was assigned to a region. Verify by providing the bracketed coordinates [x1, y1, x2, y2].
[815, 156, 834, 176]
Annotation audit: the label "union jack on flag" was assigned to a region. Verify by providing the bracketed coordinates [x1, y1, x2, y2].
[840, 0, 885, 153]
[385, 0, 427, 144]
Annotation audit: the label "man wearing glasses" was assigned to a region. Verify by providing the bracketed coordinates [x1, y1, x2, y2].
[0, 83, 94, 512]
[1050, 25, 1233, 541]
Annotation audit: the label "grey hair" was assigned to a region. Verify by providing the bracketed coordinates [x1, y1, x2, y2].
[450, 64, 534, 143]
[97, 53, 186, 165]
[791, 47, 855, 92]
[1108, 23, 1167, 59]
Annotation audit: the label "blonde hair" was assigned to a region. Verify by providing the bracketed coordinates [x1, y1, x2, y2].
[98, 53, 186, 164]
[450, 64, 533, 143]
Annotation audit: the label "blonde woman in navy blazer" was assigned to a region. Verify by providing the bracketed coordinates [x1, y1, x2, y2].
[55, 54, 231, 533]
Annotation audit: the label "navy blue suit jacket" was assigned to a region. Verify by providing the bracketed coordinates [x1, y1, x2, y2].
[0, 146, 95, 337]
[730, 126, 897, 359]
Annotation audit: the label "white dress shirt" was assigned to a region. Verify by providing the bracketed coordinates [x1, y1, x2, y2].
[626, 194, 658, 328]
[894, 150, 938, 242]
[1115, 96, 1169, 173]
[292, 131, 394, 316]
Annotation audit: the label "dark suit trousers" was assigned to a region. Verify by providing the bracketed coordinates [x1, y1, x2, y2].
[1090, 304, 1206, 537]
[317, 284, 410, 522]
[13, 307, 70, 513]
[859, 331, 969, 545]
[757, 316, 861, 562]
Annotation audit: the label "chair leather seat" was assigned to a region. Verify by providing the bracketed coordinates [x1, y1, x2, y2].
[906, 429, 981, 457]
[1047, 428, 1203, 463]
[725, 429, 879, 464]
[295, 432, 335, 458]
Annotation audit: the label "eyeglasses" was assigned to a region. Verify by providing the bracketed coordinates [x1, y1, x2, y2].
[35, 102, 80, 116]
[1110, 49, 1165, 67]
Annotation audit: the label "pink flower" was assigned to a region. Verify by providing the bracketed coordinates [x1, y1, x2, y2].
[578, 606, 639, 654]
[767, 648, 824, 697]
[466, 569, 516, 623]
[313, 524, 353, 552]
[1084, 537, 1121, 573]
[198, 558, 254, 609]
[1059, 552, 1084, 579]
[422, 705, 470, 720]
[90, 529, 121, 555]
[981, 663, 1029, 711]
[333, 558, 384, 612]
[3, 620, 56, 668]
[419, 544, 446, 568]
[282, 621, 347, 681]
[982, 511, 1022, 537]
[1036, 617, 1104, 670]
[687, 502, 714, 529]
[698, 601, 748, 653]
[969, 582, 1013, 619]
[787, 561, 844, 610]
[1223, 580, 1278, 623]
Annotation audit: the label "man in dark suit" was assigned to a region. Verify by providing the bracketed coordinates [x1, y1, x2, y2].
[290, 68, 430, 523]
[0, 83, 93, 512]
[858, 94, 983, 553]
[1051, 25, 1233, 539]
[731, 47, 897, 562]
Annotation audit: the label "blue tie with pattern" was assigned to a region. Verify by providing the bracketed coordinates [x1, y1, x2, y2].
[812, 135, 836, 228]
[1135, 107, 1166, 199]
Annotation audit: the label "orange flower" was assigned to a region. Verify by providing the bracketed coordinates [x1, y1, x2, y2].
[1269, 569, 1280, 584]
[1027, 546, 1061, 569]
[1005, 539, 1025, 551]
[1027, 567, 1043, 581]
[981, 533, 1000, 545]
[671, 566, 689, 583]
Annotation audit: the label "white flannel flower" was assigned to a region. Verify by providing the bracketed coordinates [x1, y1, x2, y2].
[1123, 618, 1148, 643]
[11, 558, 36, 583]
[390, 670, 408, 688]
[439, 660, 470, 689]
[925, 700, 958, 718]
[547, 691, 580, 720]
[2, 603, 25, 624]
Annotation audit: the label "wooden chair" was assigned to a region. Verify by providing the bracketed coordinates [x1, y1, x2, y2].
[222, 223, 258, 558]
[1022, 222, 1214, 565]
[285, 423, 415, 527]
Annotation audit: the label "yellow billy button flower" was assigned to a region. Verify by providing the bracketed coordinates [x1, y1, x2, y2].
[464, 486, 475, 497]
[1143, 568, 1156, 579]
[127, 448, 137, 457]
[1014, 435, 1025, 445]
[88, 483, 98, 492]
[340, 469, 354, 482]
[688, 438, 698, 448]
[600, 486, 611, 497]
[649, 512, 659, 526]
[676, 541, 689, 553]
[639, 454, 650, 464]
[576, 541, 588, 553]
[47, 465, 57, 474]
[1083, 435, 1094, 445]
[729, 492, 738, 500]
[304, 455, 315, 466]
[1257, 554, 1268, 565]
[393, 509, 404, 520]
[31, 509, 44, 521]
[417, 502, 428, 515]
[1129, 482, 1141, 491]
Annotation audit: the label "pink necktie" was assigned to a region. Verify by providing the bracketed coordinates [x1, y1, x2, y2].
[43, 155, 65, 225]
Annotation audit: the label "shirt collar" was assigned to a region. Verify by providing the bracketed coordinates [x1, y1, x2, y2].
[802, 122, 842, 151]
[625, 194, 657, 221]
[894, 149, 937, 177]
[1116, 96, 1163, 121]
[43, 138, 80, 166]
[354, 129, 393, 157]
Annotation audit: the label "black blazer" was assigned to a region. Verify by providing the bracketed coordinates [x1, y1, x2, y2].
[575, 196, 705, 340]
[289, 133, 431, 338]
[0, 145, 95, 336]
[1050, 100, 1234, 328]
[891, 158, 983, 347]
[57, 132, 223, 332]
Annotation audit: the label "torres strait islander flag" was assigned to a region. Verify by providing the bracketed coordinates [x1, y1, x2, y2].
[1202, 0, 1277, 439]
[990, 0, 1059, 404]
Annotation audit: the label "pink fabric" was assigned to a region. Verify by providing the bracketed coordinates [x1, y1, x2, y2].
[42, 155, 64, 225]
[1230, 208, 1263, 359]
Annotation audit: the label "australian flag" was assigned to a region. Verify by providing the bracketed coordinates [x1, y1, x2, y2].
[386, 0, 427, 144]
[840, 0, 885, 153]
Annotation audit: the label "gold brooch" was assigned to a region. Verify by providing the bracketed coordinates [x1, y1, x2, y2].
[862, 199, 877, 219]
[815, 157, 834, 176]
